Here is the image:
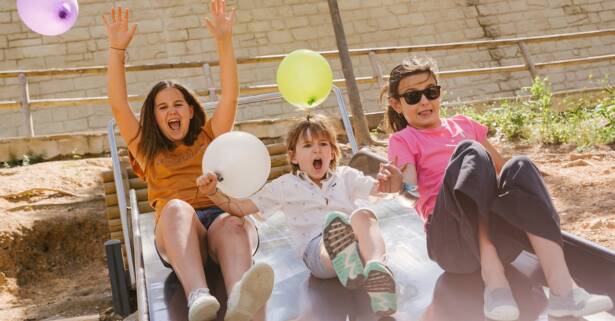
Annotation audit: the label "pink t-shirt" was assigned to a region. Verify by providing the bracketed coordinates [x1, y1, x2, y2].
[388, 115, 488, 221]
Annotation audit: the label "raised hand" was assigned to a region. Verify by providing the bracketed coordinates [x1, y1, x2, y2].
[196, 171, 219, 197]
[204, 0, 236, 41]
[102, 7, 137, 50]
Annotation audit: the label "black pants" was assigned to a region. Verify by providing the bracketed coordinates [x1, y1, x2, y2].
[426, 140, 562, 274]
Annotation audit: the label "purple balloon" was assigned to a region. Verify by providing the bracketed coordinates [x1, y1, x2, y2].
[17, 0, 79, 36]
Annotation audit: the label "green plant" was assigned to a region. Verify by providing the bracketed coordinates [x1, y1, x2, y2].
[440, 76, 615, 148]
[1, 153, 44, 168]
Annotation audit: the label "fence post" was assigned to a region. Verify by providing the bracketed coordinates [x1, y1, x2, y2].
[18, 73, 34, 137]
[202, 63, 218, 101]
[368, 51, 385, 89]
[517, 41, 539, 82]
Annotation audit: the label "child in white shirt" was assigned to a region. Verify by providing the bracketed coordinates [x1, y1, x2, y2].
[197, 114, 403, 316]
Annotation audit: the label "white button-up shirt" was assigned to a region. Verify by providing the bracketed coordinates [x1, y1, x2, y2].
[250, 166, 376, 257]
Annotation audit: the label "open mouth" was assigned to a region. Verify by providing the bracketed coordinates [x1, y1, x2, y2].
[168, 119, 181, 132]
[418, 109, 433, 117]
[313, 158, 323, 170]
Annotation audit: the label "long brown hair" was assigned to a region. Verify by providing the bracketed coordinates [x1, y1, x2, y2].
[286, 114, 340, 174]
[379, 57, 439, 133]
[132, 80, 206, 167]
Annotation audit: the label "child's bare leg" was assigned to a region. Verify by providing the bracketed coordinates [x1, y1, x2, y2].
[349, 209, 385, 263]
[526, 232, 574, 296]
[478, 216, 510, 291]
[208, 215, 267, 321]
[156, 200, 209, 298]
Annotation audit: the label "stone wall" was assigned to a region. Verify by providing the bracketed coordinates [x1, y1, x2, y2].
[0, 0, 614, 139]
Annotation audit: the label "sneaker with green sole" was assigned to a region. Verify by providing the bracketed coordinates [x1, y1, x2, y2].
[322, 211, 365, 289]
[363, 261, 397, 316]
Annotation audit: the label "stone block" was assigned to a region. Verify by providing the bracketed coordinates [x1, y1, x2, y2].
[27, 139, 60, 159]
[267, 30, 293, 44]
[291, 27, 319, 41]
[88, 135, 105, 155]
[64, 118, 89, 133]
[291, 4, 318, 15]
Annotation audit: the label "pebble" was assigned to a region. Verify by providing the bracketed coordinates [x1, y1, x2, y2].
[562, 159, 592, 168]
[590, 219, 604, 230]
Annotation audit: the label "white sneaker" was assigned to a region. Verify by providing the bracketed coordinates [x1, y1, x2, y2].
[224, 263, 274, 321]
[548, 287, 613, 318]
[188, 288, 220, 321]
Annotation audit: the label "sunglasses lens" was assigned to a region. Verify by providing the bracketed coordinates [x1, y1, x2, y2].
[425, 86, 441, 100]
[400, 86, 441, 105]
[403, 91, 422, 105]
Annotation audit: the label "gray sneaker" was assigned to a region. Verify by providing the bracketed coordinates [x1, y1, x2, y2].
[548, 287, 613, 318]
[483, 288, 520, 321]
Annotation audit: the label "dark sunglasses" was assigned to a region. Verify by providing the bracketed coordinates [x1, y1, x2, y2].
[397, 86, 441, 105]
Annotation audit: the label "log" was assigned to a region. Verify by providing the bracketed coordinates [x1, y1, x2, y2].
[267, 143, 287, 156]
[101, 170, 114, 183]
[270, 154, 289, 167]
[269, 165, 291, 180]
[105, 201, 153, 220]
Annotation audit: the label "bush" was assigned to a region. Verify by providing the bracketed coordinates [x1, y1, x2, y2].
[442, 77, 615, 148]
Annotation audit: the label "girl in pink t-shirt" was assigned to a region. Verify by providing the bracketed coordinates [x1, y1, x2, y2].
[383, 57, 612, 320]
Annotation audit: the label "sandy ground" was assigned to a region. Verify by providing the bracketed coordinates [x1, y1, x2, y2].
[0, 142, 613, 320]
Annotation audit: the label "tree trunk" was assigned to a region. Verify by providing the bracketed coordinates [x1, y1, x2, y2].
[326, 0, 374, 146]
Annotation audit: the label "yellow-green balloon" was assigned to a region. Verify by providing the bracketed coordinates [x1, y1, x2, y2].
[276, 49, 333, 109]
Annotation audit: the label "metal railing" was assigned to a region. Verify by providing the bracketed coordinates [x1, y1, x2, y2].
[2, 28, 615, 137]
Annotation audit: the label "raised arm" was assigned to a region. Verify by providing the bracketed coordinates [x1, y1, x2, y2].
[103, 7, 140, 152]
[204, 0, 239, 136]
[196, 172, 259, 217]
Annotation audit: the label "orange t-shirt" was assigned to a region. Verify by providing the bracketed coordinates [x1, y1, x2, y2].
[129, 120, 216, 224]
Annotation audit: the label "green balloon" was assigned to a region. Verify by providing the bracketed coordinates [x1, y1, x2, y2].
[276, 49, 333, 109]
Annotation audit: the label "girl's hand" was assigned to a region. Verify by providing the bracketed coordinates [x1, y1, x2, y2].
[102, 7, 137, 50]
[196, 171, 219, 197]
[204, 0, 236, 42]
[376, 156, 405, 193]
[377, 163, 404, 193]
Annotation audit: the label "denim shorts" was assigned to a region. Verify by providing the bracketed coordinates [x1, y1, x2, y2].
[155, 206, 246, 269]
[302, 234, 337, 279]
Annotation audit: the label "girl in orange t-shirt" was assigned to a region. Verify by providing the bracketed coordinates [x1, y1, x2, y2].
[103, 2, 273, 321]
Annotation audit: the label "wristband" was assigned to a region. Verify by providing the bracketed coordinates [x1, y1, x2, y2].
[401, 182, 420, 198]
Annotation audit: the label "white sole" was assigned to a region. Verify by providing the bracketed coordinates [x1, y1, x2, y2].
[484, 305, 520, 321]
[549, 297, 614, 317]
[189, 297, 220, 321]
[225, 263, 274, 321]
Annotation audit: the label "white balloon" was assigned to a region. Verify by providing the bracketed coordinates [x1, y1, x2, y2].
[203, 131, 271, 198]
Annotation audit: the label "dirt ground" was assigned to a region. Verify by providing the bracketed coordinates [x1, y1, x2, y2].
[0, 141, 614, 320]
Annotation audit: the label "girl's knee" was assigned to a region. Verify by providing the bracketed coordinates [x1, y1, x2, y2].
[454, 140, 483, 154]
[159, 199, 195, 223]
[505, 155, 533, 169]
[349, 209, 377, 227]
[212, 215, 247, 237]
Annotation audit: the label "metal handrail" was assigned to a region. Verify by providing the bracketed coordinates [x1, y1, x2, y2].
[107, 119, 135, 288]
[1, 28, 614, 79]
[130, 189, 148, 321]
[5, 28, 615, 136]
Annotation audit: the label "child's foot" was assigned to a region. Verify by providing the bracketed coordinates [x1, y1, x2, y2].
[188, 288, 220, 321]
[363, 260, 397, 316]
[548, 287, 613, 318]
[322, 211, 365, 289]
[224, 262, 274, 321]
[483, 287, 519, 321]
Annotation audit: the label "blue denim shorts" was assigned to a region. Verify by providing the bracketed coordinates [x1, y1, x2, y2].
[155, 206, 225, 268]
